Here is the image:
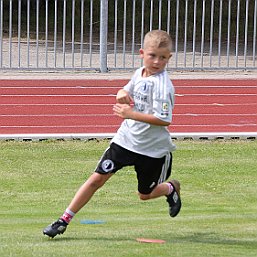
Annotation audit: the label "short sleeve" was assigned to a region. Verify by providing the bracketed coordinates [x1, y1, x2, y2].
[152, 74, 175, 123]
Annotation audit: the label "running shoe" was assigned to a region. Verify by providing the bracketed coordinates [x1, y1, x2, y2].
[166, 179, 182, 217]
[43, 219, 68, 238]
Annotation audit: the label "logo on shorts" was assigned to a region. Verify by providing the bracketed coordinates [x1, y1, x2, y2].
[149, 182, 156, 189]
[101, 159, 114, 173]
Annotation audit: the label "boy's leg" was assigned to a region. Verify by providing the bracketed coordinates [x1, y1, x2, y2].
[43, 143, 134, 238]
[138, 181, 173, 200]
[43, 172, 113, 238]
[135, 153, 181, 217]
[67, 172, 113, 214]
[138, 180, 181, 218]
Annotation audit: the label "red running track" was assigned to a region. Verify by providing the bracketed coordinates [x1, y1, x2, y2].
[0, 79, 257, 134]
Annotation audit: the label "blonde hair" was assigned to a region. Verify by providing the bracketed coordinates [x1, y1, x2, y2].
[143, 30, 172, 51]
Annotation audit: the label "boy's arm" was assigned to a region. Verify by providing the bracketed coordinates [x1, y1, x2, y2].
[113, 103, 170, 126]
[116, 89, 133, 104]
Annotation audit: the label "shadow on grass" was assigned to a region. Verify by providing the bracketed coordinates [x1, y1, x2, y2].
[169, 232, 257, 248]
[43, 232, 257, 249]
[42, 236, 134, 243]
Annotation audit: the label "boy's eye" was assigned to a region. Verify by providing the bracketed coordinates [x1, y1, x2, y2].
[148, 54, 167, 60]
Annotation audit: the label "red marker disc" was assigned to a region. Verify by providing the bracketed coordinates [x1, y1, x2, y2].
[136, 238, 166, 244]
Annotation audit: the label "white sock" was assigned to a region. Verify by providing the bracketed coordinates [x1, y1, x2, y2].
[166, 182, 174, 195]
[61, 208, 75, 224]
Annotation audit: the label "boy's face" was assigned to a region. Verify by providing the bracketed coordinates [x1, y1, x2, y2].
[139, 46, 172, 77]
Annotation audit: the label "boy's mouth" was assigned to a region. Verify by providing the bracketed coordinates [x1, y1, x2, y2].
[151, 66, 161, 72]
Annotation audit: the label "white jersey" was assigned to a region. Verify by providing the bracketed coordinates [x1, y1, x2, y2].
[112, 67, 176, 158]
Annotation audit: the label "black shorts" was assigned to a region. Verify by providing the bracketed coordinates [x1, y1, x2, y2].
[95, 143, 172, 194]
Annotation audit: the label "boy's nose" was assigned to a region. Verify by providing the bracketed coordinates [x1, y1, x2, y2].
[153, 57, 160, 64]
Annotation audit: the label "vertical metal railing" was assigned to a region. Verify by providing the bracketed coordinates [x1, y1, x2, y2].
[253, 0, 257, 67]
[0, 0, 3, 68]
[100, 0, 108, 72]
[8, 0, 12, 68]
[0, 0, 256, 72]
[27, 0, 30, 68]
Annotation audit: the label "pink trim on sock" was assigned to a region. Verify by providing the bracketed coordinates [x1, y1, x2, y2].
[166, 182, 174, 195]
[61, 211, 74, 224]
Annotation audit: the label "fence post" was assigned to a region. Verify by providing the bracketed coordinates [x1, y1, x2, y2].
[100, 0, 108, 72]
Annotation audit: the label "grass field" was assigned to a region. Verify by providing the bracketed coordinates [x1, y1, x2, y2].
[0, 139, 256, 257]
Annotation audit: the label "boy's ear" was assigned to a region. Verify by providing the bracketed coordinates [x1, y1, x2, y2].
[139, 48, 144, 58]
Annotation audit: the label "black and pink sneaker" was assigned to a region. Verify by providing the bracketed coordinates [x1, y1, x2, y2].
[166, 180, 182, 217]
[43, 218, 68, 238]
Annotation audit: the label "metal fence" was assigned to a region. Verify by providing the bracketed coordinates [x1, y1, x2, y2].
[0, 0, 256, 72]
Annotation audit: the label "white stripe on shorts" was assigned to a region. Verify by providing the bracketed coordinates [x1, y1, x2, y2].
[158, 153, 171, 184]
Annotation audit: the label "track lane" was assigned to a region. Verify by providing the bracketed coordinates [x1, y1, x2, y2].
[1, 94, 256, 105]
[0, 79, 256, 135]
[1, 104, 256, 115]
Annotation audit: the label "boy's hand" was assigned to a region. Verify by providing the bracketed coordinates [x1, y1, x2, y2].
[113, 103, 133, 119]
[116, 89, 133, 104]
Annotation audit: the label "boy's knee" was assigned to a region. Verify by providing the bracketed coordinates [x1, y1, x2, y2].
[88, 173, 111, 189]
[89, 179, 104, 189]
[138, 192, 151, 201]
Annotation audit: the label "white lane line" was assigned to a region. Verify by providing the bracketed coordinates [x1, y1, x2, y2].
[0, 94, 116, 97]
[0, 114, 256, 117]
[1, 85, 256, 88]
[0, 86, 121, 89]
[1, 91, 255, 96]
[1, 124, 256, 128]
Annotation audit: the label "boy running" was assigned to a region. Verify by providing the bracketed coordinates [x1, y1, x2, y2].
[43, 30, 181, 238]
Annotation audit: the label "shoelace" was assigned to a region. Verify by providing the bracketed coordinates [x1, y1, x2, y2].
[51, 221, 61, 227]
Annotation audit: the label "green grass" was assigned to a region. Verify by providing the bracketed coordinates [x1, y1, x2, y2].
[0, 139, 256, 257]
